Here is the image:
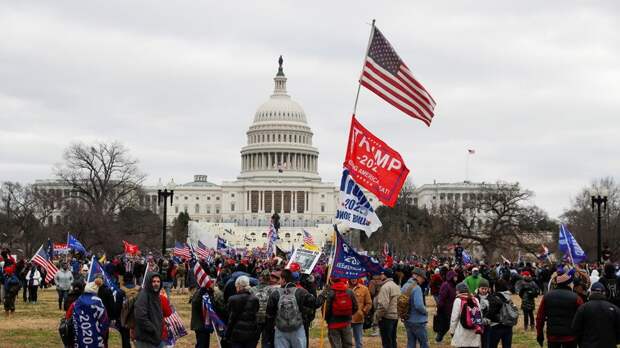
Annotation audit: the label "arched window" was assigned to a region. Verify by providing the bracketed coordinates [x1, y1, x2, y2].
[285, 233, 291, 238]
[262, 232, 267, 238]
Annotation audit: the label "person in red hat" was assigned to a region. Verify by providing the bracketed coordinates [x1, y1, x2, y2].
[320, 278, 358, 348]
[516, 271, 540, 331]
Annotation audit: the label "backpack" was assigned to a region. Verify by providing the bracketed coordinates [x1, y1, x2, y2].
[498, 296, 519, 326]
[120, 295, 138, 329]
[397, 284, 416, 321]
[459, 297, 483, 334]
[250, 285, 272, 325]
[275, 287, 303, 332]
[331, 290, 353, 317]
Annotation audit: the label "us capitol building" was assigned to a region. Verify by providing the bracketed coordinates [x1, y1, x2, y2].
[144, 58, 345, 249]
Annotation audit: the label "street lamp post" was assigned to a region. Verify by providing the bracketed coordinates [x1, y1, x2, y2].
[158, 189, 174, 257]
[591, 194, 607, 263]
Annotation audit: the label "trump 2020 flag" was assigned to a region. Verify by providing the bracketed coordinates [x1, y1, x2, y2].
[202, 293, 226, 335]
[68, 234, 87, 254]
[558, 224, 587, 263]
[331, 229, 384, 279]
[335, 169, 382, 236]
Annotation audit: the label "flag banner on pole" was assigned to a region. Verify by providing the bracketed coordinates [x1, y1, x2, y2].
[216, 237, 228, 250]
[331, 230, 384, 279]
[53, 242, 70, 254]
[174, 241, 192, 260]
[164, 305, 188, 345]
[68, 234, 87, 253]
[87, 256, 120, 301]
[31, 244, 59, 283]
[265, 224, 278, 257]
[123, 240, 139, 255]
[344, 115, 409, 207]
[382, 242, 389, 257]
[335, 169, 382, 235]
[195, 240, 210, 260]
[360, 26, 436, 126]
[558, 224, 587, 263]
[462, 250, 472, 265]
[202, 293, 227, 335]
[276, 245, 289, 259]
[302, 229, 319, 251]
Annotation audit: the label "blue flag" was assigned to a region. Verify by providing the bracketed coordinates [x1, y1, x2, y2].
[68, 234, 87, 253]
[331, 230, 384, 279]
[462, 250, 472, 265]
[202, 293, 226, 335]
[558, 224, 587, 263]
[217, 237, 227, 250]
[87, 256, 120, 300]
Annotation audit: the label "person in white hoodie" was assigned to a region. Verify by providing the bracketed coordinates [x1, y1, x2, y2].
[589, 269, 600, 290]
[25, 263, 42, 304]
[450, 282, 481, 348]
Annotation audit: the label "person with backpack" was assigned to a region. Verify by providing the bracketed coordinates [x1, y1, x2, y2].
[571, 282, 620, 348]
[266, 269, 315, 348]
[321, 278, 358, 348]
[486, 285, 518, 347]
[401, 268, 429, 348]
[516, 271, 539, 331]
[449, 282, 482, 348]
[373, 268, 401, 348]
[226, 275, 260, 348]
[349, 278, 371, 348]
[535, 270, 583, 348]
[251, 270, 276, 348]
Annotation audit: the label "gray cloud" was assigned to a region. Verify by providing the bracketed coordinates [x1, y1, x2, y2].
[1, 1, 619, 218]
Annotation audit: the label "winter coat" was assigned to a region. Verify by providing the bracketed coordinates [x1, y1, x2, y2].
[536, 286, 583, 342]
[54, 269, 74, 291]
[324, 282, 358, 329]
[351, 283, 372, 324]
[437, 271, 457, 318]
[463, 274, 484, 294]
[98, 284, 117, 320]
[487, 291, 512, 325]
[517, 280, 539, 311]
[26, 268, 41, 287]
[226, 290, 260, 343]
[403, 279, 427, 325]
[571, 293, 620, 348]
[133, 272, 163, 346]
[430, 273, 443, 295]
[449, 295, 482, 347]
[374, 278, 400, 321]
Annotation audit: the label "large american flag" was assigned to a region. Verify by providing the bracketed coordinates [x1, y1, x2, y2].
[302, 229, 316, 247]
[173, 241, 192, 260]
[31, 244, 58, 283]
[360, 27, 436, 126]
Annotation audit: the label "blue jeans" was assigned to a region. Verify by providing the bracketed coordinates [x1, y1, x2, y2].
[405, 322, 429, 348]
[378, 318, 398, 348]
[162, 281, 173, 298]
[351, 323, 364, 348]
[274, 326, 306, 348]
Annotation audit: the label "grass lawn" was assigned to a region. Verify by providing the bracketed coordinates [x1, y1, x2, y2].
[1, 288, 540, 347]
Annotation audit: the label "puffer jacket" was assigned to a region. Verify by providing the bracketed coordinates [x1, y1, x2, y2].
[374, 278, 400, 321]
[226, 290, 260, 343]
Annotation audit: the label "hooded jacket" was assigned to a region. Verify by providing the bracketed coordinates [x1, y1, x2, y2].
[437, 270, 457, 317]
[571, 292, 620, 348]
[134, 272, 163, 345]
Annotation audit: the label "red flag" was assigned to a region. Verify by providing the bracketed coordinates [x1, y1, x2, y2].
[123, 240, 139, 255]
[344, 115, 409, 207]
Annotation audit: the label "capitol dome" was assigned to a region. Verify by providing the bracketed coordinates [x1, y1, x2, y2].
[239, 57, 320, 182]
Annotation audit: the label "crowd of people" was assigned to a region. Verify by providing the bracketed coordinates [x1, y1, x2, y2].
[1, 246, 620, 348]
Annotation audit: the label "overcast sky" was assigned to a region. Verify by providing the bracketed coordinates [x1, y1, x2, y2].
[1, 1, 619, 219]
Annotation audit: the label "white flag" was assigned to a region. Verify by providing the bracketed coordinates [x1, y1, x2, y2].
[335, 169, 382, 235]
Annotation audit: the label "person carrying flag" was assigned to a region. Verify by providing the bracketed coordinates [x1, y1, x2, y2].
[190, 277, 213, 348]
[65, 278, 110, 348]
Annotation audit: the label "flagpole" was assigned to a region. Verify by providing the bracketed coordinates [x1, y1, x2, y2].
[352, 19, 376, 116]
[319, 227, 339, 348]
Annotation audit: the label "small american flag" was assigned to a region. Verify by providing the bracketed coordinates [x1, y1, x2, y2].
[195, 240, 210, 261]
[164, 306, 188, 345]
[192, 259, 212, 289]
[360, 26, 436, 126]
[174, 241, 191, 260]
[302, 230, 316, 247]
[31, 244, 58, 284]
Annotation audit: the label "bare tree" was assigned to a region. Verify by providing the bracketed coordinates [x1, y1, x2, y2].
[54, 142, 146, 249]
[561, 177, 620, 261]
[436, 182, 556, 260]
[0, 182, 56, 256]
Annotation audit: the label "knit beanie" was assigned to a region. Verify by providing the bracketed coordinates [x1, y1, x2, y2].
[478, 278, 489, 288]
[456, 282, 469, 294]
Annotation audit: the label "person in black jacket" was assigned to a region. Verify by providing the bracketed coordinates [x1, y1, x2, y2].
[134, 272, 163, 348]
[599, 262, 620, 307]
[191, 285, 213, 348]
[95, 273, 116, 347]
[226, 275, 260, 348]
[572, 282, 620, 348]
